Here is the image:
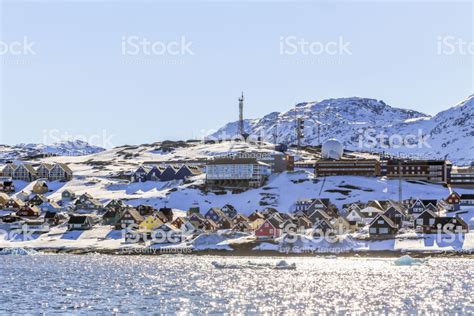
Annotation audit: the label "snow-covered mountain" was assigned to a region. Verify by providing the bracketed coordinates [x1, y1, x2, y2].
[0, 140, 105, 161]
[210, 96, 474, 165]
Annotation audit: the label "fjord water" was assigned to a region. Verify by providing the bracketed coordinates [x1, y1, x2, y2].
[0, 255, 472, 314]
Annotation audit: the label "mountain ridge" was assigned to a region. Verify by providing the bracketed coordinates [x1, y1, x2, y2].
[210, 95, 473, 165]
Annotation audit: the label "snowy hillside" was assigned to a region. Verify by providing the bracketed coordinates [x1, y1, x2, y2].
[210, 96, 474, 165]
[0, 140, 105, 161]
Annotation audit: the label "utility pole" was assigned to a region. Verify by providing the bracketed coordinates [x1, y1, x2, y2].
[294, 104, 304, 153]
[398, 159, 403, 204]
[238, 92, 244, 137]
[273, 120, 278, 144]
[317, 112, 321, 147]
[297, 117, 304, 151]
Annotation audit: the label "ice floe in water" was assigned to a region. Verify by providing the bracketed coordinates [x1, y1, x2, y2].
[0, 248, 39, 256]
[212, 260, 290, 270]
[274, 260, 296, 270]
[394, 255, 428, 266]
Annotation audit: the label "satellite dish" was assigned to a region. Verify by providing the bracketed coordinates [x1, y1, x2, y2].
[321, 139, 344, 160]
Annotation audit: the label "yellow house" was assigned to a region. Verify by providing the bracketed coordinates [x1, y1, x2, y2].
[32, 180, 49, 194]
[0, 192, 9, 206]
[249, 218, 265, 231]
[139, 215, 164, 231]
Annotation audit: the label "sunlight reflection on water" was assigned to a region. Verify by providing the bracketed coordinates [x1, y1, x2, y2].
[0, 255, 473, 314]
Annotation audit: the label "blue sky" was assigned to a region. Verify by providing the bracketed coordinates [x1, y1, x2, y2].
[0, 0, 472, 148]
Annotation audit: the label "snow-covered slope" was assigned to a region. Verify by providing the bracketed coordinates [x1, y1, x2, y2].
[210, 96, 474, 164]
[0, 140, 105, 161]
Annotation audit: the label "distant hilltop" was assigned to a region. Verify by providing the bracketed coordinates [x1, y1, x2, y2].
[0, 140, 105, 161]
[210, 95, 474, 165]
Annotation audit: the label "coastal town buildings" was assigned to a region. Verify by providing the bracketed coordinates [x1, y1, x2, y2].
[206, 157, 271, 187]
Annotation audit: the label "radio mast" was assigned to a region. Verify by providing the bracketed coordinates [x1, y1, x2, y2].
[238, 92, 244, 137]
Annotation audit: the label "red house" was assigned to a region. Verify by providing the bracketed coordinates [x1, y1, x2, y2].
[446, 192, 461, 204]
[255, 217, 282, 238]
[16, 205, 41, 218]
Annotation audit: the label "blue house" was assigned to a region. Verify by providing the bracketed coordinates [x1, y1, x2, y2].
[147, 166, 164, 181]
[159, 165, 178, 181]
[131, 166, 151, 182]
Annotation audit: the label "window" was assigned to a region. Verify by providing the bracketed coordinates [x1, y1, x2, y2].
[380, 228, 389, 234]
[417, 219, 423, 225]
[429, 219, 435, 225]
[369, 228, 376, 234]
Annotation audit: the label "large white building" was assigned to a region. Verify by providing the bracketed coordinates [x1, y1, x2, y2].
[206, 157, 271, 187]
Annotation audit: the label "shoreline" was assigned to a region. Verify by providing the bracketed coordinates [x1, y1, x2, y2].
[3, 245, 473, 258]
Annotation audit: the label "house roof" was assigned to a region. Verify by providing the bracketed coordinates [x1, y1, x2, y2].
[370, 214, 397, 228]
[206, 207, 230, 222]
[156, 223, 179, 232]
[383, 205, 405, 216]
[367, 200, 383, 210]
[266, 216, 283, 228]
[346, 208, 364, 219]
[205, 218, 218, 228]
[309, 209, 332, 221]
[314, 219, 334, 229]
[421, 199, 438, 207]
[208, 157, 258, 165]
[123, 209, 145, 222]
[249, 210, 265, 219]
[68, 215, 92, 224]
[18, 164, 37, 175]
[233, 213, 249, 221]
[234, 221, 251, 230]
[297, 216, 312, 225]
[44, 211, 65, 219]
[80, 193, 94, 200]
[37, 163, 54, 170]
[416, 209, 437, 219]
[20, 205, 40, 212]
[31, 194, 48, 202]
[56, 163, 73, 174]
[435, 216, 468, 227]
[3, 163, 17, 170]
[360, 206, 383, 214]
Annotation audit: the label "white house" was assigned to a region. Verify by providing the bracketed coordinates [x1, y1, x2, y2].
[206, 157, 271, 187]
